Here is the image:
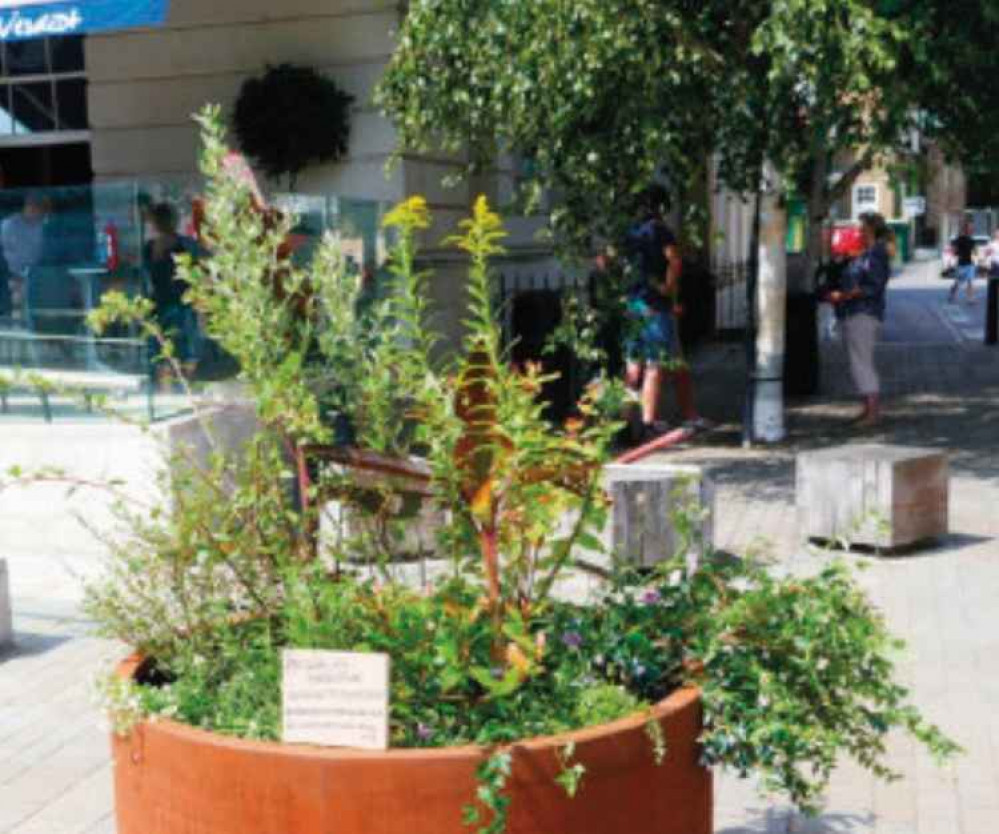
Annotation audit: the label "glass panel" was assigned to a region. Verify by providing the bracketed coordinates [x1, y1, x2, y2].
[0, 86, 14, 136]
[0, 180, 393, 423]
[12, 83, 56, 134]
[50, 37, 85, 75]
[56, 79, 88, 130]
[5, 40, 48, 77]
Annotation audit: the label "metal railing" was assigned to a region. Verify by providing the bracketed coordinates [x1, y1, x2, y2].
[713, 260, 750, 335]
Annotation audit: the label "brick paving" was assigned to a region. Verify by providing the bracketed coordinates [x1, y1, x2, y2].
[0, 259, 997, 832]
[668, 260, 999, 833]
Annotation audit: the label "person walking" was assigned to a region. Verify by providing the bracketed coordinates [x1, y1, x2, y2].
[948, 221, 978, 305]
[826, 212, 892, 427]
[622, 188, 705, 443]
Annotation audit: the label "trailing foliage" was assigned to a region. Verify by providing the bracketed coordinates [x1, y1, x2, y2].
[234, 63, 353, 190]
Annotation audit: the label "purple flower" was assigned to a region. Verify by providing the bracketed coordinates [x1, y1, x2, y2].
[641, 589, 662, 606]
[561, 631, 584, 649]
[416, 723, 433, 742]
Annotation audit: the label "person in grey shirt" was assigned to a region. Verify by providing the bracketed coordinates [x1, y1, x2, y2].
[1, 191, 50, 323]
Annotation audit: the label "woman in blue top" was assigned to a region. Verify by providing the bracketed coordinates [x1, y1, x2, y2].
[826, 212, 892, 427]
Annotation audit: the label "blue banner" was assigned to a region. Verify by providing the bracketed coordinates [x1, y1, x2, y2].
[0, 0, 169, 41]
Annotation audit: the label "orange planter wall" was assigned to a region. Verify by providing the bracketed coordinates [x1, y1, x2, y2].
[112, 657, 712, 834]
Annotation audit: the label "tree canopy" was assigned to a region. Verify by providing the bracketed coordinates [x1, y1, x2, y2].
[378, 0, 997, 254]
[377, 0, 717, 250]
[900, 1, 999, 169]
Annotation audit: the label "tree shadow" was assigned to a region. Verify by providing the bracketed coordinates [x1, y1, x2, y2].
[0, 630, 72, 661]
[716, 808, 876, 834]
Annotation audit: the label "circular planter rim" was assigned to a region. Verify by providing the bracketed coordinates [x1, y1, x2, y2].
[116, 653, 700, 762]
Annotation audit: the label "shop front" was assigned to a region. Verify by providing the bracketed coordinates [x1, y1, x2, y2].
[0, 0, 167, 41]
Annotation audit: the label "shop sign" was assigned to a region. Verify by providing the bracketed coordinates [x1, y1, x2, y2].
[0, 0, 168, 41]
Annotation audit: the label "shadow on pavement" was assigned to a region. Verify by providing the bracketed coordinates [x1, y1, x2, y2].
[717, 809, 876, 834]
[0, 630, 72, 660]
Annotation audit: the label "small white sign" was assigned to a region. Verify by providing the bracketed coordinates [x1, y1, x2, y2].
[282, 650, 390, 750]
[903, 196, 926, 218]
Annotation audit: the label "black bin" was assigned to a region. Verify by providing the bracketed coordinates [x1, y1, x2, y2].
[784, 292, 819, 396]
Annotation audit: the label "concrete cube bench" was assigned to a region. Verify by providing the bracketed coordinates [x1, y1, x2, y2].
[797, 445, 949, 550]
[603, 463, 715, 568]
[0, 559, 12, 649]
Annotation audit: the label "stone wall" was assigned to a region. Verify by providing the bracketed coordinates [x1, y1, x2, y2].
[85, 0, 546, 342]
[87, 1, 406, 198]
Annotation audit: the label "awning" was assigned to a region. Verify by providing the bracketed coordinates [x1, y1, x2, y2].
[0, 0, 168, 42]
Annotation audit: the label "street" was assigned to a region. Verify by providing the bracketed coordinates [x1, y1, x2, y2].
[884, 262, 990, 345]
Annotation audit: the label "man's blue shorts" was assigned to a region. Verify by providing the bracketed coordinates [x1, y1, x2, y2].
[956, 264, 976, 285]
[624, 295, 674, 365]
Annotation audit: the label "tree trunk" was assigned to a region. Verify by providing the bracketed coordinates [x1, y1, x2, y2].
[804, 153, 830, 291]
[752, 162, 788, 444]
[742, 189, 761, 447]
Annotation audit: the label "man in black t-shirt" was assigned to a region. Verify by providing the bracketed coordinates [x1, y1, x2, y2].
[948, 221, 978, 304]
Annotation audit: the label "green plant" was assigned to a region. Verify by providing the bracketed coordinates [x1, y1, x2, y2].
[690, 558, 961, 813]
[464, 752, 512, 834]
[78, 110, 958, 832]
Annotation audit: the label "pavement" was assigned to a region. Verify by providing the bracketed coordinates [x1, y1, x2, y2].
[671, 259, 999, 834]
[1, 258, 997, 833]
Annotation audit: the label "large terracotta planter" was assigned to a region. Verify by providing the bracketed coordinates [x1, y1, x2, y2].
[112, 656, 712, 834]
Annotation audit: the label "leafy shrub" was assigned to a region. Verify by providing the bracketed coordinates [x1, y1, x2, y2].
[82, 108, 957, 827]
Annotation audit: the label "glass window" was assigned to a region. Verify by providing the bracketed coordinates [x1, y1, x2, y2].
[56, 79, 88, 130]
[5, 39, 47, 77]
[13, 83, 56, 134]
[854, 185, 879, 216]
[50, 37, 85, 75]
[0, 36, 87, 136]
[0, 86, 13, 135]
[856, 186, 877, 204]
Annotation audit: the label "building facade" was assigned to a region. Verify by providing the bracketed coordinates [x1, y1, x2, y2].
[834, 145, 966, 251]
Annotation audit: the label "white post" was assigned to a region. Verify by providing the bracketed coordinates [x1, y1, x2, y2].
[753, 164, 787, 444]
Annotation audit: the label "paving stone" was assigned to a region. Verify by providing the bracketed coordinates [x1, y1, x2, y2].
[0, 559, 11, 648]
[670, 263, 999, 833]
